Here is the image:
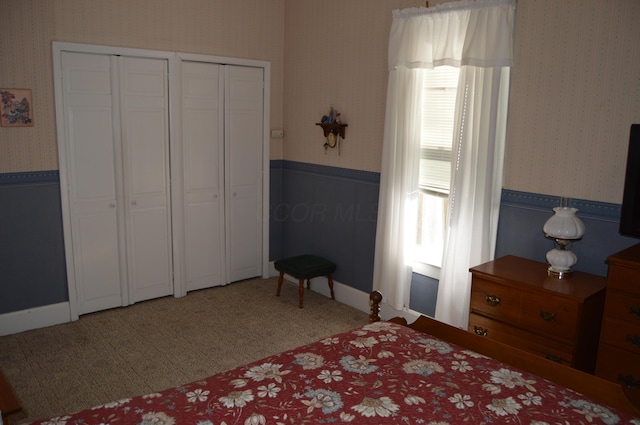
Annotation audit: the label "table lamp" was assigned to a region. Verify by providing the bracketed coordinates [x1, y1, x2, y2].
[543, 205, 585, 278]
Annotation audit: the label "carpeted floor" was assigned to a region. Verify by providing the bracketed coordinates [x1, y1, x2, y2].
[0, 277, 369, 424]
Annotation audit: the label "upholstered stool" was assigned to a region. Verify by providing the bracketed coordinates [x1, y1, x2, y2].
[275, 255, 336, 308]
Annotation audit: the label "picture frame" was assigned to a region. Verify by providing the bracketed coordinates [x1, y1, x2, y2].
[1, 88, 34, 127]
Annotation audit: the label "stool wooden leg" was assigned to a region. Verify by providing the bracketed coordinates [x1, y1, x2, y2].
[327, 274, 335, 300]
[306, 279, 311, 289]
[276, 271, 284, 296]
[298, 279, 305, 308]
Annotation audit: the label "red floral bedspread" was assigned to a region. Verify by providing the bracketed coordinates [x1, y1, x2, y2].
[32, 322, 639, 424]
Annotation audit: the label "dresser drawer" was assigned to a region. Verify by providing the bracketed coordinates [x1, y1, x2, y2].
[607, 265, 640, 296]
[603, 290, 640, 324]
[469, 313, 574, 366]
[518, 291, 578, 340]
[470, 278, 521, 322]
[596, 343, 640, 388]
[600, 315, 640, 355]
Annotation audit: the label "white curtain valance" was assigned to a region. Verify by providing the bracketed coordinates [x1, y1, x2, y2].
[389, 0, 515, 70]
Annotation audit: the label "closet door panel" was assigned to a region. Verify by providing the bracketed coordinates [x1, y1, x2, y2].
[127, 109, 167, 193]
[73, 213, 121, 311]
[227, 195, 260, 277]
[61, 51, 123, 314]
[120, 57, 173, 302]
[128, 207, 171, 293]
[226, 66, 263, 282]
[182, 62, 225, 291]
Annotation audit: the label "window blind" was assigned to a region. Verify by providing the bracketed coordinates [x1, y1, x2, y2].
[419, 67, 460, 195]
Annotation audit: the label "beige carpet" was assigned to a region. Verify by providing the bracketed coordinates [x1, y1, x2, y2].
[0, 277, 369, 424]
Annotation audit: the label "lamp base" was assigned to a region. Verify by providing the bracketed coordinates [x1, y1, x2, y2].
[545, 247, 577, 279]
[547, 266, 573, 279]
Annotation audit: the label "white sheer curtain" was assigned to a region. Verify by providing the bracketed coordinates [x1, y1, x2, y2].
[373, 67, 424, 310]
[373, 0, 515, 327]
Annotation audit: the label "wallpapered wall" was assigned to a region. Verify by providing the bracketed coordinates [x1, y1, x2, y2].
[1, 0, 639, 202]
[503, 0, 640, 203]
[282, 0, 640, 204]
[0, 0, 285, 172]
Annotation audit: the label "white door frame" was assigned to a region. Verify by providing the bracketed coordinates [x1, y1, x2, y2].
[53, 42, 270, 320]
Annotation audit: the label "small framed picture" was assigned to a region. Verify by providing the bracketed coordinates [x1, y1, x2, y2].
[1, 88, 34, 127]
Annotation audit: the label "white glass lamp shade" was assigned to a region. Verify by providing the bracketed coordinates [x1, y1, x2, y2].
[543, 207, 585, 240]
[543, 207, 585, 277]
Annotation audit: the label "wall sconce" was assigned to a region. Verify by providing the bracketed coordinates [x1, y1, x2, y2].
[316, 106, 347, 155]
[542, 199, 585, 278]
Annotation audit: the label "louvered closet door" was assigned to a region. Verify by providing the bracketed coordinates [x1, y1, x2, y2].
[61, 52, 124, 314]
[119, 57, 173, 303]
[61, 52, 172, 314]
[182, 61, 225, 291]
[226, 66, 263, 282]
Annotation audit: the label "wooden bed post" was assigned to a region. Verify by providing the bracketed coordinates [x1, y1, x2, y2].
[369, 290, 382, 322]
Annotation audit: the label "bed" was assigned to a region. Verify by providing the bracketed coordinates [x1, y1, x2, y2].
[29, 291, 640, 424]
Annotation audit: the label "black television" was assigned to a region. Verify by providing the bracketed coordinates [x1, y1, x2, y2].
[619, 124, 640, 238]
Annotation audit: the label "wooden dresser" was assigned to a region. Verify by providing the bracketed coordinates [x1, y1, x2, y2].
[596, 243, 640, 389]
[469, 255, 607, 373]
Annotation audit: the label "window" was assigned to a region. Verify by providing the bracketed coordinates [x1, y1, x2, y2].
[373, 0, 514, 325]
[412, 66, 460, 277]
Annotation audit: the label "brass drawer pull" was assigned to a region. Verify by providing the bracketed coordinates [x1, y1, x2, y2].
[631, 306, 640, 320]
[625, 334, 640, 348]
[617, 373, 640, 389]
[473, 326, 488, 336]
[540, 311, 557, 322]
[545, 353, 562, 363]
[485, 295, 501, 307]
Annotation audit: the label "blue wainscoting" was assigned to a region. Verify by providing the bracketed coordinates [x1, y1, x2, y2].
[0, 171, 68, 314]
[3, 164, 638, 320]
[409, 272, 438, 317]
[496, 190, 638, 277]
[272, 161, 380, 293]
[271, 162, 640, 317]
[270, 160, 438, 316]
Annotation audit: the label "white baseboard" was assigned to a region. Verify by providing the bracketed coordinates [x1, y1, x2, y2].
[2, 270, 424, 336]
[0, 302, 71, 336]
[275, 269, 423, 324]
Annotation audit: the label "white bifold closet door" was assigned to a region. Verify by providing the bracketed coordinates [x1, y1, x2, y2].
[181, 62, 225, 291]
[225, 65, 264, 283]
[61, 51, 173, 315]
[182, 62, 263, 291]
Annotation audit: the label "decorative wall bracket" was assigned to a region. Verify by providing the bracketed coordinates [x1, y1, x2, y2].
[316, 123, 348, 153]
[316, 123, 347, 139]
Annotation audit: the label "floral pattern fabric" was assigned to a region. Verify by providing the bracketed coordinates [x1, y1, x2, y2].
[32, 322, 640, 425]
